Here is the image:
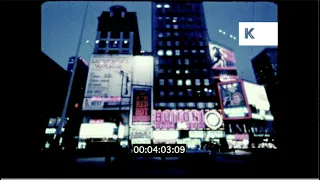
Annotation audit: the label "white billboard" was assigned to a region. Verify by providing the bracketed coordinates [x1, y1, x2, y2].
[129, 126, 152, 139]
[132, 56, 154, 86]
[243, 81, 270, 111]
[79, 123, 117, 139]
[83, 54, 133, 110]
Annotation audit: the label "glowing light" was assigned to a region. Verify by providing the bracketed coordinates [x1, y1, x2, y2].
[85, 40, 90, 43]
[95, 40, 99, 44]
[219, 29, 223, 33]
[164, 4, 170, 8]
[156, 4, 162, 8]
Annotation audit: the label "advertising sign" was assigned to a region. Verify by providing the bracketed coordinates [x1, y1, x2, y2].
[204, 110, 223, 130]
[129, 127, 152, 139]
[83, 54, 133, 110]
[153, 110, 206, 130]
[206, 131, 226, 139]
[131, 139, 151, 144]
[226, 134, 249, 149]
[79, 123, 117, 139]
[217, 80, 251, 120]
[209, 41, 238, 80]
[131, 87, 152, 126]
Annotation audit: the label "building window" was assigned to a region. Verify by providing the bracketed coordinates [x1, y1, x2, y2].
[100, 31, 108, 38]
[193, 59, 198, 63]
[159, 69, 164, 73]
[166, 24, 170, 29]
[184, 50, 188, 54]
[97, 50, 105, 54]
[166, 50, 173, 56]
[203, 69, 208, 74]
[159, 79, 165, 85]
[176, 70, 180, 74]
[199, 41, 204, 46]
[164, 4, 170, 8]
[122, 40, 129, 48]
[184, 59, 190, 65]
[160, 91, 165, 97]
[200, 50, 205, 53]
[192, 50, 197, 54]
[159, 59, 166, 64]
[186, 79, 192, 86]
[177, 59, 182, 65]
[123, 31, 130, 38]
[109, 41, 119, 48]
[156, 4, 162, 8]
[158, 50, 164, 56]
[195, 79, 201, 86]
[121, 50, 129, 54]
[168, 79, 174, 85]
[110, 31, 120, 38]
[107, 50, 119, 54]
[168, 69, 172, 73]
[174, 32, 179, 37]
[175, 50, 180, 56]
[158, 33, 163, 38]
[187, 89, 192, 96]
[158, 41, 163, 46]
[185, 69, 190, 74]
[173, 25, 178, 29]
[194, 69, 199, 75]
[98, 41, 107, 48]
[175, 41, 180, 46]
[204, 79, 210, 86]
[158, 16, 163, 20]
[167, 41, 172, 46]
[169, 91, 174, 96]
[166, 32, 171, 37]
[177, 80, 183, 86]
[178, 92, 184, 96]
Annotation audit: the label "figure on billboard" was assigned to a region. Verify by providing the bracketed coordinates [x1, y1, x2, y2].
[211, 47, 227, 68]
[223, 92, 245, 107]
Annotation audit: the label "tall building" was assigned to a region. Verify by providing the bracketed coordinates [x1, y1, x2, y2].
[67, 56, 88, 73]
[251, 48, 278, 86]
[152, 2, 218, 110]
[94, 5, 141, 55]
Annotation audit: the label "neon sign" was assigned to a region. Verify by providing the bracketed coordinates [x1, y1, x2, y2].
[153, 110, 205, 130]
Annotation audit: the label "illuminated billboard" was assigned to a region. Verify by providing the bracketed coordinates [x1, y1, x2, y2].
[209, 41, 238, 80]
[132, 56, 154, 85]
[217, 80, 251, 120]
[129, 126, 152, 139]
[83, 54, 133, 110]
[130, 86, 153, 126]
[243, 81, 274, 121]
[153, 109, 224, 130]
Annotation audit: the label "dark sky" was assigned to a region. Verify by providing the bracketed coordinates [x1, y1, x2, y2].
[41, 1, 277, 82]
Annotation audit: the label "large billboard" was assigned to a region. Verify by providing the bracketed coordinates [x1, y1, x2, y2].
[243, 81, 274, 121]
[83, 54, 133, 110]
[152, 109, 224, 130]
[209, 41, 238, 81]
[132, 56, 154, 86]
[130, 86, 153, 126]
[217, 80, 251, 120]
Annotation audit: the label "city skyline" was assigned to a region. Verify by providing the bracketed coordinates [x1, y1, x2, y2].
[41, 1, 277, 82]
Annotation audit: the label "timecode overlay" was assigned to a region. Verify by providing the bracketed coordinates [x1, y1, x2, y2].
[131, 144, 187, 156]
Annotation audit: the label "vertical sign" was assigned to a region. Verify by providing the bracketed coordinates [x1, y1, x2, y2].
[131, 87, 152, 126]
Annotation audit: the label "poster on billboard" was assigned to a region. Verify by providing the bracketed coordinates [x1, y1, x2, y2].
[129, 126, 152, 139]
[130, 87, 152, 126]
[82, 97, 130, 110]
[209, 41, 236, 69]
[217, 80, 251, 120]
[83, 54, 133, 110]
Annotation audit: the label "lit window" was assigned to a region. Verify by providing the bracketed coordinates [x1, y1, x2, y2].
[158, 33, 163, 37]
[184, 50, 188, 54]
[169, 102, 175, 108]
[177, 80, 183, 86]
[122, 40, 129, 48]
[204, 79, 210, 86]
[192, 50, 197, 53]
[158, 17, 163, 20]
[168, 79, 174, 85]
[177, 59, 182, 65]
[166, 25, 170, 28]
[207, 103, 214, 108]
[159, 79, 165, 85]
[157, 4, 162, 8]
[186, 79, 192, 86]
[174, 32, 179, 36]
[185, 70, 190, 74]
[178, 102, 185, 107]
[175, 41, 180, 46]
[184, 59, 190, 65]
[175, 50, 180, 56]
[166, 50, 173, 56]
[167, 41, 172, 46]
[158, 41, 163, 46]
[157, 50, 164, 56]
[173, 25, 178, 29]
[188, 102, 195, 108]
[187, 89, 192, 96]
[200, 50, 205, 53]
[199, 41, 204, 46]
[166, 17, 170, 20]
[197, 102, 205, 109]
[178, 92, 184, 96]
[159, 69, 164, 73]
[195, 79, 201, 86]
[160, 91, 165, 97]
[176, 70, 180, 74]
[203, 69, 208, 74]
[166, 32, 171, 37]
[164, 4, 170, 8]
[169, 91, 174, 96]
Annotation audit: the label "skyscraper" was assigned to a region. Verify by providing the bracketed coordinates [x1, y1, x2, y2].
[94, 5, 141, 55]
[152, 2, 218, 110]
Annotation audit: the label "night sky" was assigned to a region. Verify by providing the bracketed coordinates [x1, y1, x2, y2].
[41, 1, 277, 82]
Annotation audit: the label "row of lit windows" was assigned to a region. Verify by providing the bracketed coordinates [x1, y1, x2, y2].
[100, 31, 131, 39]
[158, 59, 208, 65]
[155, 102, 218, 109]
[158, 68, 209, 75]
[96, 50, 130, 54]
[98, 40, 130, 49]
[159, 88, 215, 97]
[157, 32, 203, 38]
[159, 79, 210, 86]
[157, 49, 206, 56]
[156, 3, 200, 11]
[157, 40, 205, 47]
[157, 23, 202, 30]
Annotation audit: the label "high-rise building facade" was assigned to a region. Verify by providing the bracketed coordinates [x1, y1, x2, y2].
[94, 5, 141, 55]
[152, 2, 218, 110]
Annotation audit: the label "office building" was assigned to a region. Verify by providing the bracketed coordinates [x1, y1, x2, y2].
[152, 2, 218, 110]
[93, 5, 141, 55]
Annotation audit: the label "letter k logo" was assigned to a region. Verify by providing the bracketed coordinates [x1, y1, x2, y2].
[245, 28, 255, 39]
